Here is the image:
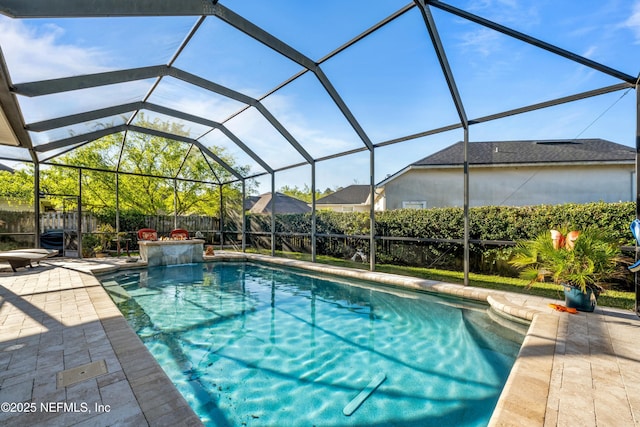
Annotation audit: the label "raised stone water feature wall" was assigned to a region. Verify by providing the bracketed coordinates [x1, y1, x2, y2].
[138, 239, 204, 266]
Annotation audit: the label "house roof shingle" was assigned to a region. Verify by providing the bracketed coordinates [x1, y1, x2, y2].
[316, 185, 370, 205]
[412, 139, 634, 167]
[249, 192, 311, 214]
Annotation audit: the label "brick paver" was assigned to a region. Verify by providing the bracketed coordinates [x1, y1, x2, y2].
[0, 260, 201, 427]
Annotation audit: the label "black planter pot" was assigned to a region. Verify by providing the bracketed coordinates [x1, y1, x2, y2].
[563, 284, 597, 312]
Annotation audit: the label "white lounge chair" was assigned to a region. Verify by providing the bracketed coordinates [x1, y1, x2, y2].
[0, 249, 58, 272]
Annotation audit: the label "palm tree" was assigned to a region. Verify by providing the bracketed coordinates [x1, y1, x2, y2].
[509, 226, 625, 295]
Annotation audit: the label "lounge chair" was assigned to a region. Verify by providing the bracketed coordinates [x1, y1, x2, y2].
[137, 228, 158, 241]
[170, 228, 189, 239]
[0, 249, 58, 272]
[10, 248, 59, 257]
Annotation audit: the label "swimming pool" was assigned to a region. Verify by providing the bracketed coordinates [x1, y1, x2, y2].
[101, 262, 525, 426]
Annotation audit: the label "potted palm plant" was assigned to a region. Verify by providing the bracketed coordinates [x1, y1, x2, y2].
[509, 226, 626, 312]
[93, 224, 116, 257]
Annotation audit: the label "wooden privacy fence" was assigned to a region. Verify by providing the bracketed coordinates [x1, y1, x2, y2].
[141, 215, 220, 235]
[0, 211, 221, 235]
[39, 211, 99, 232]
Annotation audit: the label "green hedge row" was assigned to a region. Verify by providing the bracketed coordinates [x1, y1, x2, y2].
[247, 201, 636, 243]
[246, 201, 637, 278]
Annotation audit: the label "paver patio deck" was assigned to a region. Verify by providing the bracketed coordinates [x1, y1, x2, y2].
[0, 253, 639, 426]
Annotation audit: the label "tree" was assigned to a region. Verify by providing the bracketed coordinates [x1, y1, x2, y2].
[278, 184, 336, 203]
[0, 115, 254, 217]
[0, 167, 35, 201]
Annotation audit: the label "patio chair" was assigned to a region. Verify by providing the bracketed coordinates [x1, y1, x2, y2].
[10, 248, 59, 257]
[137, 228, 158, 241]
[170, 228, 189, 239]
[0, 249, 57, 272]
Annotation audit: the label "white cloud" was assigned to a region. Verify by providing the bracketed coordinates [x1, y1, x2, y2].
[0, 16, 111, 82]
[457, 28, 502, 57]
[581, 45, 598, 59]
[622, 1, 640, 43]
[465, 0, 540, 28]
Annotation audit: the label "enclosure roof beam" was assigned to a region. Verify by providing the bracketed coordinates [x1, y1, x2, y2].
[126, 103, 275, 174]
[33, 122, 243, 182]
[12, 64, 260, 109]
[219, 3, 416, 146]
[158, 69, 313, 164]
[169, 68, 255, 105]
[415, 0, 468, 127]
[169, 70, 314, 164]
[251, 103, 314, 164]
[196, 145, 221, 183]
[24, 100, 274, 174]
[34, 124, 126, 152]
[175, 144, 194, 180]
[211, 3, 316, 71]
[38, 138, 97, 163]
[375, 82, 633, 149]
[12, 66, 168, 97]
[26, 102, 143, 132]
[126, 16, 206, 127]
[210, 2, 374, 151]
[469, 82, 634, 125]
[15, 65, 313, 165]
[427, 0, 637, 84]
[37, 160, 221, 186]
[213, 125, 274, 174]
[0, 0, 219, 18]
[313, 67, 374, 151]
[126, 124, 243, 181]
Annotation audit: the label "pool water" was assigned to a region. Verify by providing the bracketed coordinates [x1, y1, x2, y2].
[101, 262, 526, 426]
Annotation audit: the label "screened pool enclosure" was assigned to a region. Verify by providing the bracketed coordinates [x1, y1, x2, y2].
[0, 1, 638, 299]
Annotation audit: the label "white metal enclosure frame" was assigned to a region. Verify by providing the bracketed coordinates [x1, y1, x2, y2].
[0, 1, 638, 310]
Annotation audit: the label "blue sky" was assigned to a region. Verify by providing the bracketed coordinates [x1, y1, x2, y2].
[0, 0, 639, 194]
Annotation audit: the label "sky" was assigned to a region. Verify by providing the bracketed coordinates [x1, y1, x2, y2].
[0, 0, 639, 194]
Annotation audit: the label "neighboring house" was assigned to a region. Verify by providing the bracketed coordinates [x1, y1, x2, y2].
[314, 185, 380, 212]
[248, 192, 311, 214]
[378, 139, 636, 210]
[244, 195, 260, 211]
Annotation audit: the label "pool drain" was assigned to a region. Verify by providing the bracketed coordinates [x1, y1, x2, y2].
[56, 360, 108, 388]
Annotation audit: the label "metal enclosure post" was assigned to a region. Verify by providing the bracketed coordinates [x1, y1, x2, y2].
[241, 180, 246, 252]
[271, 173, 276, 257]
[416, 1, 470, 285]
[77, 169, 82, 258]
[219, 184, 224, 251]
[463, 128, 470, 286]
[635, 86, 640, 315]
[369, 149, 376, 271]
[173, 179, 178, 230]
[115, 173, 119, 234]
[34, 162, 40, 248]
[311, 161, 317, 262]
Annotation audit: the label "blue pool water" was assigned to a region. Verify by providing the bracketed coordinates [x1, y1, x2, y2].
[101, 262, 526, 426]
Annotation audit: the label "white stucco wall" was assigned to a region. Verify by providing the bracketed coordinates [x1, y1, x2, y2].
[382, 163, 634, 209]
[315, 204, 371, 212]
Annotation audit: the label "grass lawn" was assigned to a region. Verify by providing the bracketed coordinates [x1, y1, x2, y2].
[248, 249, 636, 311]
